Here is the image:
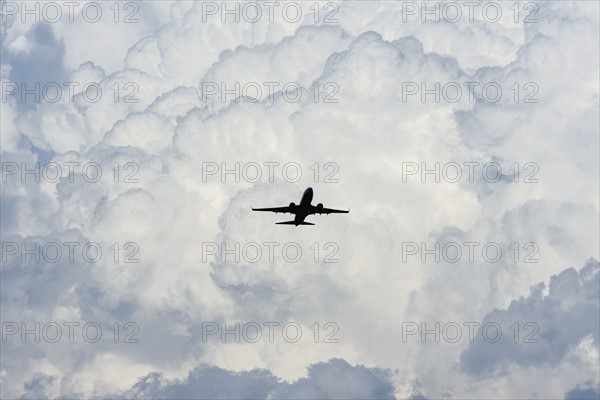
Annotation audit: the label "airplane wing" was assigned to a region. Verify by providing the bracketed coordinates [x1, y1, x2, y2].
[251, 206, 294, 214]
[310, 205, 349, 215]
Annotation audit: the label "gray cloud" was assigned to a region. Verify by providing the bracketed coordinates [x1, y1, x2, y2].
[564, 382, 600, 400]
[117, 358, 394, 400]
[461, 259, 599, 374]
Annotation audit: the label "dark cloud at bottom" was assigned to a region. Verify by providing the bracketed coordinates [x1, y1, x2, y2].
[564, 383, 600, 400]
[109, 358, 396, 400]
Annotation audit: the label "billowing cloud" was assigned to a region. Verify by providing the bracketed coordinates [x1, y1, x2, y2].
[461, 259, 599, 374]
[1, 1, 598, 399]
[117, 358, 394, 400]
[564, 383, 600, 400]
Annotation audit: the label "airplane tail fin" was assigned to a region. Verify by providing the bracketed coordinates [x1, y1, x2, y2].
[276, 221, 315, 226]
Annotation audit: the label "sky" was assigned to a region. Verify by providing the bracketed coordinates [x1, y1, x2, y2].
[1, 1, 599, 399]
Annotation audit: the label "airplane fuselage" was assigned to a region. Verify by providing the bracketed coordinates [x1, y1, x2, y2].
[300, 187, 313, 206]
[293, 187, 314, 224]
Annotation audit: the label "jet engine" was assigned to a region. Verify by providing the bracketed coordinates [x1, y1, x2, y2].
[289, 202, 296, 209]
[316, 203, 323, 211]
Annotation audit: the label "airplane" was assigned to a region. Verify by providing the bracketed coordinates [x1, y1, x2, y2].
[251, 187, 349, 226]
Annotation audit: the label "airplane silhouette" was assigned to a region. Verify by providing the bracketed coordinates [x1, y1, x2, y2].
[252, 187, 349, 226]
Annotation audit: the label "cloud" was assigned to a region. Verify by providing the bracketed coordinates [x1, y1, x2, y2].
[273, 358, 395, 399]
[1, 1, 598, 399]
[460, 259, 599, 374]
[118, 358, 394, 400]
[564, 382, 600, 400]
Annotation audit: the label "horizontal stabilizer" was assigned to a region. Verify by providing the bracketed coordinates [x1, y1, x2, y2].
[276, 221, 315, 225]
